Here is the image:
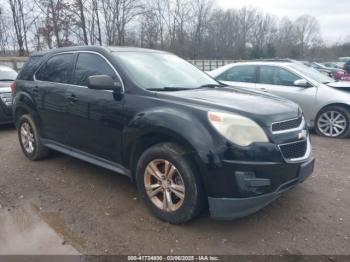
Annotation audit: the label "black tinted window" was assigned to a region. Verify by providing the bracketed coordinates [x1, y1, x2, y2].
[72, 53, 118, 86]
[18, 56, 43, 80]
[217, 66, 256, 83]
[36, 54, 74, 83]
[259, 66, 299, 86]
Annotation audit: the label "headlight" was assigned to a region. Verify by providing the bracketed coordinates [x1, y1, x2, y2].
[208, 111, 269, 146]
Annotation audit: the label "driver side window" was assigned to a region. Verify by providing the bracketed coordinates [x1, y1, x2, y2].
[259, 66, 300, 86]
[72, 53, 120, 86]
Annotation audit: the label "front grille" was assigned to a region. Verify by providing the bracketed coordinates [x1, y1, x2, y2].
[272, 117, 303, 132]
[0, 92, 12, 107]
[279, 140, 307, 160]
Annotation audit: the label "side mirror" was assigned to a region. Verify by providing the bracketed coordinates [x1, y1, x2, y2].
[88, 75, 122, 92]
[294, 79, 311, 88]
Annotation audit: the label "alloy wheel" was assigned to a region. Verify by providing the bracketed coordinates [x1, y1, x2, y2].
[20, 122, 35, 154]
[144, 159, 185, 212]
[317, 110, 347, 137]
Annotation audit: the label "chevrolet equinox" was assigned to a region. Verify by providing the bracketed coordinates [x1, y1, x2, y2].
[13, 46, 315, 223]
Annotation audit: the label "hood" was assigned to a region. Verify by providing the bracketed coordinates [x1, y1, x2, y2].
[327, 81, 350, 91]
[158, 87, 300, 127]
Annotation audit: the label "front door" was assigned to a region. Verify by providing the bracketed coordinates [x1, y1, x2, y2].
[256, 65, 317, 122]
[65, 52, 125, 163]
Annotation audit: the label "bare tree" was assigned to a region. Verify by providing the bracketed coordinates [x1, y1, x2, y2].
[250, 13, 277, 58]
[294, 15, 321, 58]
[1, 0, 349, 61]
[91, 0, 102, 45]
[236, 7, 258, 59]
[189, 0, 213, 59]
[74, 0, 88, 45]
[34, 0, 75, 47]
[7, 0, 28, 55]
[0, 8, 11, 55]
[101, 0, 143, 45]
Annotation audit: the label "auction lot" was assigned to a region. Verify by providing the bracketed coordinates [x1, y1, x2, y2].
[0, 125, 349, 255]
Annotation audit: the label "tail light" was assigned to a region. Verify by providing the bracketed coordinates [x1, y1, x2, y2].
[10, 82, 16, 93]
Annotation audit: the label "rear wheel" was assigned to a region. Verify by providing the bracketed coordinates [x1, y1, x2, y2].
[18, 114, 50, 160]
[315, 106, 350, 138]
[136, 143, 205, 224]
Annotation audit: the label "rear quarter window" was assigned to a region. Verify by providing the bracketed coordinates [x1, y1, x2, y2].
[17, 56, 43, 81]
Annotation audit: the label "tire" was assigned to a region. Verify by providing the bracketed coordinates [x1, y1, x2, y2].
[17, 114, 50, 160]
[135, 143, 205, 224]
[315, 106, 350, 138]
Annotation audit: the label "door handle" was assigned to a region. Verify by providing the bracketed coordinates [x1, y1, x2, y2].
[32, 86, 39, 96]
[260, 88, 267, 92]
[66, 94, 78, 103]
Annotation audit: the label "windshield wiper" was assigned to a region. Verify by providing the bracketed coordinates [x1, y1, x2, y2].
[0, 79, 15, 81]
[148, 83, 227, 92]
[198, 83, 227, 88]
[148, 87, 192, 91]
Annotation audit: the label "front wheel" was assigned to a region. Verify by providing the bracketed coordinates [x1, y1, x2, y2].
[315, 106, 350, 138]
[135, 143, 205, 224]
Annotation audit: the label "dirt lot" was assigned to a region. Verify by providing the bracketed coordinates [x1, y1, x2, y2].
[0, 124, 349, 255]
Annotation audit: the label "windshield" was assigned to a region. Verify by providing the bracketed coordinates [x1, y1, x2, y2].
[0, 67, 17, 81]
[113, 52, 219, 90]
[289, 63, 335, 84]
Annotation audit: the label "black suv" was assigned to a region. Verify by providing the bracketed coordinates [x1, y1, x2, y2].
[13, 46, 315, 223]
[0, 66, 17, 124]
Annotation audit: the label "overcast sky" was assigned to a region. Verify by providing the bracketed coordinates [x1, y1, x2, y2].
[217, 0, 350, 45]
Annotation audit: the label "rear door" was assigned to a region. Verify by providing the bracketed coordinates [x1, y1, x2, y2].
[65, 52, 125, 163]
[215, 65, 257, 89]
[34, 53, 75, 145]
[256, 65, 317, 121]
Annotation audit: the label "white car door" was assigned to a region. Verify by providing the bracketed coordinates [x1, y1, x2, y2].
[256, 65, 318, 123]
[215, 65, 257, 89]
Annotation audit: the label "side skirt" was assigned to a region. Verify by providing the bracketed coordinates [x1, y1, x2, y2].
[42, 139, 131, 178]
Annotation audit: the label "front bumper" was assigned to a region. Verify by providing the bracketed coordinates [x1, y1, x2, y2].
[208, 157, 315, 219]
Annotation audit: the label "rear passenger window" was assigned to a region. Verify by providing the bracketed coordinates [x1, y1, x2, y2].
[35, 54, 74, 83]
[72, 53, 119, 86]
[217, 66, 256, 83]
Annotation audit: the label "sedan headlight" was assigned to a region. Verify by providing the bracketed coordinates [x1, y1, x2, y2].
[208, 111, 269, 146]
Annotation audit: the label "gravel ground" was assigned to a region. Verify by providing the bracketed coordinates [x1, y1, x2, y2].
[0, 124, 349, 255]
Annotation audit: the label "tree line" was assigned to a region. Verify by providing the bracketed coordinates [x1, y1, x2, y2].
[0, 0, 349, 60]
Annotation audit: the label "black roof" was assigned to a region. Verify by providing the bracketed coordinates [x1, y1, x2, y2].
[31, 45, 168, 57]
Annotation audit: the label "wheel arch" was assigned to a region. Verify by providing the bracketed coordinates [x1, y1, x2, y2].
[13, 91, 39, 127]
[128, 129, 199, 180]
[317, 103, 350, 117]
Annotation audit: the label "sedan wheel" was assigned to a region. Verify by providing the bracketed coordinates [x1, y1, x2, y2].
[317, 110, 347, 137]
[144, 159, 185, 212]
